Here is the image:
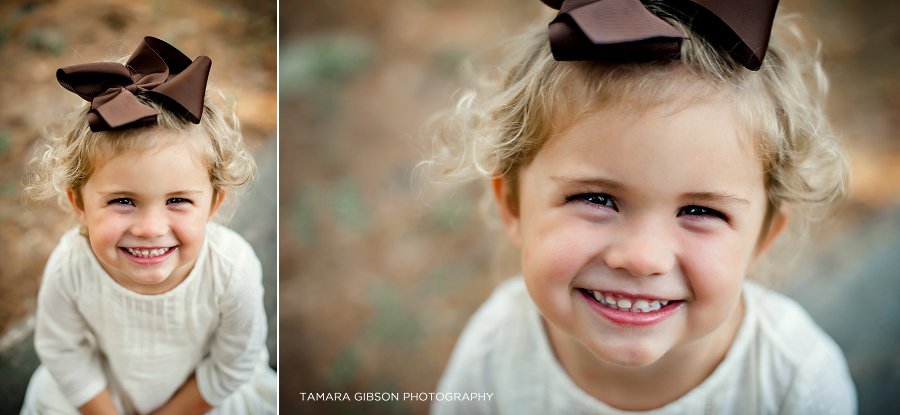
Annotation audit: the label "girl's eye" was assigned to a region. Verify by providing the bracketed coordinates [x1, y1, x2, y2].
[678, 205, 728, 221]
[108, 198, 134, 206]
[567, 193, 617, 210]
[167, 198, 192, 205]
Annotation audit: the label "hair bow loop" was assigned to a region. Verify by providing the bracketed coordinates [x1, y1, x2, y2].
[541, 0, 779, 70]
[56, 36, 211, 131]
[547, 0, 685, 62]
[680, 0, 779, 70]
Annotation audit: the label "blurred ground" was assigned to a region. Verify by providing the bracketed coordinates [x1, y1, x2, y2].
[279, 0, 900, 414]
[0, 0, 275, 411]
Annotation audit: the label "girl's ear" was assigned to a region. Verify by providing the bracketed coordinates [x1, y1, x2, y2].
[209, 189, 226, 218]
[66, 190, 87, 226]
[757, 204, 789, 256]
[491, 177, 522, 247]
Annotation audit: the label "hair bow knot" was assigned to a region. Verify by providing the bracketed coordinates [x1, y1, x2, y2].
[57, 36, 211, 132]
[540, 0, 779, 70]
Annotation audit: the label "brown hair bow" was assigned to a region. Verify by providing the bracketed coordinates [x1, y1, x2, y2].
[56, 36, 211, 132]
[541, 0, 779, 70]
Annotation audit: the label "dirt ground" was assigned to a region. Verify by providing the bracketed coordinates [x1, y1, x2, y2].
[279, 0, 900, 414]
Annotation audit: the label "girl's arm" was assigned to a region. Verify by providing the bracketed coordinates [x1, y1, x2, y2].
[78, 389, 119, 415]
[35, 235, 110, 408]
[193, 234, 268, 406]
[149, 375, 212, 415]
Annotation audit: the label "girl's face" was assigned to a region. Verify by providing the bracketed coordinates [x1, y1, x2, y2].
[494, 100, 784, 368]
[69, 138, 223, 295]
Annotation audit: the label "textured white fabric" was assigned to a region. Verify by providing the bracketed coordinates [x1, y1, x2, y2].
[21, 223, 275, 415]
[433, 277, 857, 415]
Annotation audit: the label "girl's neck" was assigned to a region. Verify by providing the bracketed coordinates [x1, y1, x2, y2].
[545, 297, 745, 411]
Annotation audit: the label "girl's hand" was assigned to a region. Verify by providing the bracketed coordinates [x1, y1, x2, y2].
[149, 374, 213, 415]
[78, 388, 120, 415]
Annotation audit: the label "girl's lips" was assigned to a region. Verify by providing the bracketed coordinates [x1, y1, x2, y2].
[579, 289, 683, 326]
[119, 246, 177, 265]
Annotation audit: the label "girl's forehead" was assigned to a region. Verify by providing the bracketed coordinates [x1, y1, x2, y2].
[549, 68, 743, 133]
[537, 103, 764, 193]
[87, 140, 212, 186]
[90, 132, 211, 175]
[552, 87, 751, 147]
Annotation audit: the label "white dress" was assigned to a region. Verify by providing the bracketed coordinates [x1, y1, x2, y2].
[433, 277, 857, 415]
[20, 223, 276, 415]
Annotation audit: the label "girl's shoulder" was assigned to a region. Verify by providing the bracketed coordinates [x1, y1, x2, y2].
[204, 223, 259, 267]
[198, 222, 263, 292]
[742, 280, 842, 363]
[435, 277, 542, 393]
[739, 281, 856, 412]
[458, 277, 533, 345]
[40, 228, 98, 289]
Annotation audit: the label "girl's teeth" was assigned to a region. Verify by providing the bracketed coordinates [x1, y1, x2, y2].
[588, 290, 673, 313]
[126, 247, 170, 258]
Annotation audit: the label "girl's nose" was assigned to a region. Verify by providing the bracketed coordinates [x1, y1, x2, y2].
[602, 221, 675, 277]
[131, 208, 168, 238]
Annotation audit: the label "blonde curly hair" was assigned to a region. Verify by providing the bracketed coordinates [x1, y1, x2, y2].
[26, 87, 256, 222]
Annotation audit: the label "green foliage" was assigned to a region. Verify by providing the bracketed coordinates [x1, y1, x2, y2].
[280, 33, 375, 102]
[427, 197, 471, 231]
[0, 130, 11, 157]
[24, 27, 64, 56]
[366, 281, 421, 349]
[432, 47, 466, 77]
[331, 176, 371, 233]
[327, 344, 361, 389]
[290, 183, 319, 248]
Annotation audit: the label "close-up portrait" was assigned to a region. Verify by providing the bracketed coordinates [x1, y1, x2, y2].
[279, 1, 900, 414]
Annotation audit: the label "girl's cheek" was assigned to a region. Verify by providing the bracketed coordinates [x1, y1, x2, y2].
[681, 236, 744, 296]
[529, 219, 597, 282]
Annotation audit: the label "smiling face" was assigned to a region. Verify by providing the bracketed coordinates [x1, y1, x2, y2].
[69, 137, 223, 295]
[494, 98, 785, 370]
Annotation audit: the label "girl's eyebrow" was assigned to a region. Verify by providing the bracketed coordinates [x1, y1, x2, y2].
[98, 190, 137, 197]
[97, 190, 205, 197]
[684, 191, 751, 207]
[549, 176, 624, 190]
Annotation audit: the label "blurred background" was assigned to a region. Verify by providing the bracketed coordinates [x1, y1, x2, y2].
[0, 0, 276, 412]
[279, 0, 900, 414]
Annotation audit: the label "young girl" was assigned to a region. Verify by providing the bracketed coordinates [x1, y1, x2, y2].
[430, 1, 856, 413]
[20, 37, 275, 415]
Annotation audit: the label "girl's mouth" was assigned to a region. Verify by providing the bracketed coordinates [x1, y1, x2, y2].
[579, 288, 684, 326]
[579, 288, 682, 313]
[120, 246, 177, 265]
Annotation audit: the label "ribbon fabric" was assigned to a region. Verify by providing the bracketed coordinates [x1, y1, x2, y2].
[57, 37, 211, 132]
[541, 0, 779, 70]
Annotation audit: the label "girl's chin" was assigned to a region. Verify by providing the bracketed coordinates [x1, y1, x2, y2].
[130, 276, 169, 285]
[583, 339, 668, 368]
[596, 350, 662, 368]
[116, 266, 174, 285]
